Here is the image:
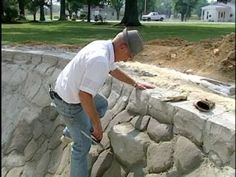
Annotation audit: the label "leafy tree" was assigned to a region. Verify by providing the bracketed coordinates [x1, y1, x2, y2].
[66, 0, 83, 19]
[155, 0, 172, 17]
[192, 0, 208, 18]
[3, 0, 18, 22]
[120, 0, 141, 26]
[173, 0, 198, 21]
[110, 0, 124, 20]
[26, 0, 40, 21]
[137, 0, 144, 19]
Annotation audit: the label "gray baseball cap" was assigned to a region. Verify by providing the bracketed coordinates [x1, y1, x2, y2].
[122, 28, 144, 56]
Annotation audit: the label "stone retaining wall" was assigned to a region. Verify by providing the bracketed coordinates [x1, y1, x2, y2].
[2, 49, 235, 177]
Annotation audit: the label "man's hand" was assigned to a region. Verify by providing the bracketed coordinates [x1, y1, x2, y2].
[79, 90, 103, 142]
[91, 122, 103, 142]
[135, 82, 156, 90]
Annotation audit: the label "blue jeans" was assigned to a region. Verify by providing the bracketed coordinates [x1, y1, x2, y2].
[53, 94, 108, 177]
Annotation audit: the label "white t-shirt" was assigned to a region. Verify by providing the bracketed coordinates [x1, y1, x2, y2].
[55, 40, 117, 104]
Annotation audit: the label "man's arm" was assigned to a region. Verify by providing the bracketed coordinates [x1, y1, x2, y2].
[79, 90, 103, 141]
[109, 68, 155, 90]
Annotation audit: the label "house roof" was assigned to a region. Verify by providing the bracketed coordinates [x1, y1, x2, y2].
[201, 3, 231, 10]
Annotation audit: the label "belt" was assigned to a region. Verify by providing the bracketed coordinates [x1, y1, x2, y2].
[49, 84, 80, 106]
[53, 91, 63, 101]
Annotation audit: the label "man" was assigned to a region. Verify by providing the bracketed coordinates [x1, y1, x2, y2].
[50, 28, 155, 177]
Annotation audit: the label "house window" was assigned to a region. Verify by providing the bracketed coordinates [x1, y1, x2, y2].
[223, 12, 225, 18]
[230, 13, 233, 17]
[221, 12, 223, 17]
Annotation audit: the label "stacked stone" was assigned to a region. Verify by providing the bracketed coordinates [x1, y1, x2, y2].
[2, 49, 235, 177]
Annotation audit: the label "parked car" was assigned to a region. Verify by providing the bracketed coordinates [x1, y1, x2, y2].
[142, 12, 166, 21]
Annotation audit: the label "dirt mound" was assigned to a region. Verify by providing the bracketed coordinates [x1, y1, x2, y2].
[137, 33, 235, 83]
[146, 37, 192, 47]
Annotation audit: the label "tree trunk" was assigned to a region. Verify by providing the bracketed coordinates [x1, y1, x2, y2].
[33, 13, 36, 21]
[116, 10, 120, 20]
[120, 0, 141, 26]
[40, 3, 45, 21]
[50, 0, 53, 20]
[18, 0, 25, 17]
[181, 13, 184, 22]
[87, 0, 91, 22]
[59, 0, 67, 20]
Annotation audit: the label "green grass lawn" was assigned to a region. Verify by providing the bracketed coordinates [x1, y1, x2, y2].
[2, 21, 235, 47]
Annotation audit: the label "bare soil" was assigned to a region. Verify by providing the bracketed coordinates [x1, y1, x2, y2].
[136, 33, 235, 83]
[4, 33, 235, 83]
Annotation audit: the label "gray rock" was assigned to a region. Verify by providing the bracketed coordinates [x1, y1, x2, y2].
[47, 144, 64, 174]
[131, 115, 150, 131]
[34, 150, 51, 177]
[102, 159, 127, 177]
[145, 174, 167, 177]
[174, 136, 203, 174]
[55, 145, 71, 175]
[147, 142, 173, 173]
[148, 95, 177, 124]
[109, 123, 151, 167]
[2, 50, 14, 61]
[6, 167, 23, 177]
[21, 161, 36, 177]
[90, 150, 113, 177]
[24, 138, 38, 161]
[13, 52, 31, 64]
[173, 101, 208, 145]
[48, 126, 64, 150]
[126, 89, 150, 115]
[147, 118, 172, 143]
[2, 151, 26, 168]
[105, 110, 134, 132]
[99, 76, 112, 98]
[101, 110, 115, 131]
[1, 167, 8, 177]
[5, 119, 32, 154]
[203, 111, 235, 166]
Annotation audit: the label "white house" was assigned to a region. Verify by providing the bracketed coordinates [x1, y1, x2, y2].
[201, 0, 235, 22]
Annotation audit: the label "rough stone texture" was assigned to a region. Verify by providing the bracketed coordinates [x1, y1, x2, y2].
[6, 166, 24, 177]
[148, 90, 178, 124]
[203, 111, 235, 167]
[102, 159, 127, 177]
[147, 142, 173, 173]
[145, 174, 167, 177]
[173, 101, 208, 145]
[24, 139, 38, 161]
[131, 115, 150, 131]
[105, 110, 135, 132]
[2, 151, 26, 168]
[34, 150, 51, 177]
[5, 119, 32, 154]
[174, 136, 203, 174]
[100, 76, 112, 98]
[126, 89, 150, 115]
[147, 118, 173, 143]
[90, 150, 113, 177]
[107, 78, 124, 109]
[2, 50, 235, 177]
[109, 123, 152, 167]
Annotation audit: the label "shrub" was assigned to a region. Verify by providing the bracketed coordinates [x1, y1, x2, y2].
[3, 7, 18, 22]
